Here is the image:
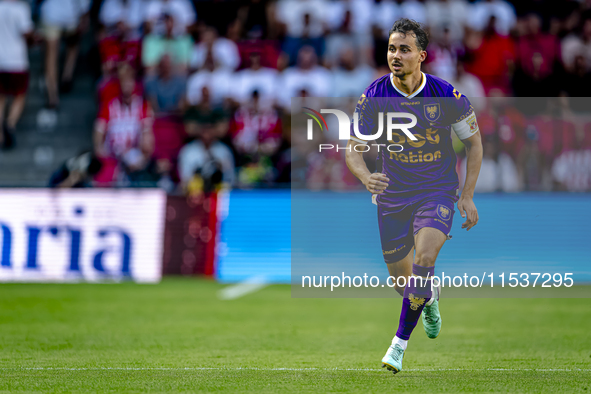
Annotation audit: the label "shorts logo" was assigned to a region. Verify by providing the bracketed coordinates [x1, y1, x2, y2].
[437, 204, 451, 221]
[424, 104, 440, 122]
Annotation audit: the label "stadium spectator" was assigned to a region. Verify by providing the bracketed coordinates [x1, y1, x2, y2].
[277, 46, 331, 110]
[144, 55, 186, 114]
[40, 0, 90, 108]
[379, 0, 427, 26]
[93, 75, 155, 186]
[186, 54, 233, 107]
[396, 0, 427, 24]
[144, 0, 196, 36]
[424, 27, 464, 82]
[476, 93, 526, 162]
[448, 60, 486, 111]
[306, 144, 354, 191]
[0, 0, 33, 149]
[460, 133, 521, 192]
[323, 0, 374, 67]
[561, 16, 591, 73]
[468, 0, 517, 36]
[552, 150, 591, 192]
[178, 123, 235, 193]
[190, 26, 240, 72]
[370, 0, 424, 68]
[583, 122, 591, 151]
[236, 0, 273, 39]
[142, 13, 193, 75]
[425, 0, 469, 43]
[330, 46, 374, 97]
[325, 0, 374, 37]
[236, 38, 281, 70]
[513, 13, 562, 97]
[151, 116, 185, 192]
[184, 86, 228, 140]
[464, 18, 515, 94]
[562, 55, 591, 110]
[5, 0, 591, 192]
[232, 51, 278, 106]
[521, 98, 578, 192]
[48, 151, 103, 188]
[274, 0, 328, 63]
[98, 24, 142, 75]
[532, 99, 577, 160]
[98, 61, 143, 107]
[99, 0, 145, 35]
[518, 123, 546, 191]
[229, 91, 282, 186]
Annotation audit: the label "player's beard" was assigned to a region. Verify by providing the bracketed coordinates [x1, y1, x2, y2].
[391, 62, 405, 77]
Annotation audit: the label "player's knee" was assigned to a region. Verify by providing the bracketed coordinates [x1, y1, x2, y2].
[414, 250, 437, 267]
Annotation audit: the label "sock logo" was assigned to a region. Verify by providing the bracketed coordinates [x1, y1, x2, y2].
[408, 293, 426, 311]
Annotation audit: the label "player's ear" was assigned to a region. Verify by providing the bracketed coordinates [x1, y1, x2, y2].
[419, 50, 427, 63]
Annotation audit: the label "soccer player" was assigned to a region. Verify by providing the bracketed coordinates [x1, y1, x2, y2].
[345, 19, 483, 374]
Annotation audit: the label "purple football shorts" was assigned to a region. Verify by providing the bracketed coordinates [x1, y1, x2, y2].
[377, 191, 456, 263]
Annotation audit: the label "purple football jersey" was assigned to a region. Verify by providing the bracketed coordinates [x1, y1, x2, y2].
[350, 72, 474, 203]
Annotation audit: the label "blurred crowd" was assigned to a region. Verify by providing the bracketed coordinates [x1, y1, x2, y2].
[1, 0, 591, 192]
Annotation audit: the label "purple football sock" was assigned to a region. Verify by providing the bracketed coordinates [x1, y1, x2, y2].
[395, 264, 434, 340]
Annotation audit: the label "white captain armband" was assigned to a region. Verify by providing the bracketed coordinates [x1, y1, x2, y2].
[451, 111, 479, 140]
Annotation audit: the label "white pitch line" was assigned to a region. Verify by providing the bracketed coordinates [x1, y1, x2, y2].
[217, 275, 269, 300]
[2, 367, 590, 372]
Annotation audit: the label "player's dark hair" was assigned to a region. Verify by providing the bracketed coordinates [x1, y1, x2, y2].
[388, 18, 429, 51]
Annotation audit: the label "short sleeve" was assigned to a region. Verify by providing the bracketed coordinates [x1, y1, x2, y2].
[446, 85, 474, 124]
[18, 3, 33, 34]
[349, 92, 376, 145]
[446, 86, 480, 140]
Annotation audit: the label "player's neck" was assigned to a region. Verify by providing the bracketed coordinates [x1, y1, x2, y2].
[392, 71, 423, 96]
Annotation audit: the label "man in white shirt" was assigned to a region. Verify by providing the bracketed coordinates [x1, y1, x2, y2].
[468, 0, 516, 36]
[145, 0, 196, 36]
[186, 56, 233, 107]
[0, 0, 33, 149]
[233, 52, 278, 106]
[331, 46, 374, 97]
[178, 123, 235, 191]
[278, 46, 331, 110]
[425, 0, 469, 43]
[562, 18, 591, 73]
[99, 0, 146, 35]
[40, 0, 90, 107]
[189, 26, 240, 72]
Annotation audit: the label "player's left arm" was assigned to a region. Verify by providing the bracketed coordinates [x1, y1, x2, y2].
[458, 131, 482, 231]
[450, 109, 483, 231]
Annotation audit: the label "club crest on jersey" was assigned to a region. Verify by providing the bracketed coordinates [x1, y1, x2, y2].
[437, 204, 451, 221]
[424, 104, 440, 121]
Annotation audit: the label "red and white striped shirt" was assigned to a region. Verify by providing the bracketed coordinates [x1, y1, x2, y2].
[97, 96, 153, 157]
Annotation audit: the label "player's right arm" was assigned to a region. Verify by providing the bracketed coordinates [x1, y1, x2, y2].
[345, 139, 389, 194]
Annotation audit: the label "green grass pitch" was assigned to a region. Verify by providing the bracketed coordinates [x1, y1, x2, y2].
[1, 278, 590, 393]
